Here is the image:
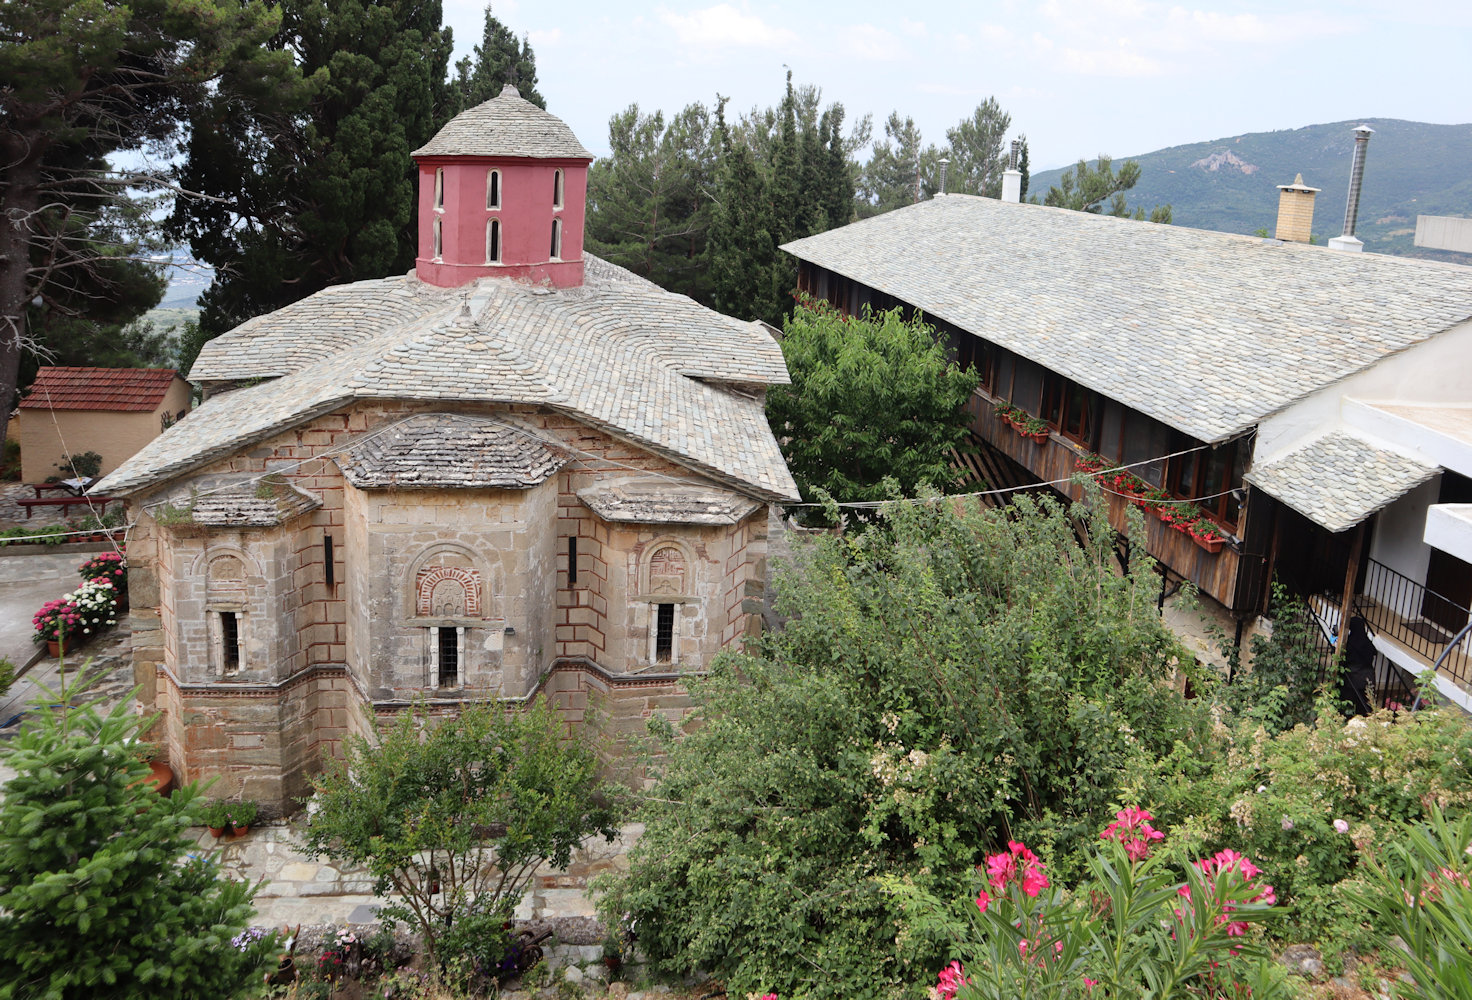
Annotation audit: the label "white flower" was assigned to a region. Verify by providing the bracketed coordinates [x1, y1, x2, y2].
[1281, 816, 1294, 831]
[1333, 819, 1350, 834]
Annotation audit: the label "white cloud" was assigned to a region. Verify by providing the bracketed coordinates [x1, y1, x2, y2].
[899, 17, 927, 37]
[528, 27, 563, 46]
[840, 23, 909, 61]
[658, 4, 796, 48]
[1058, 44, 1164, 77]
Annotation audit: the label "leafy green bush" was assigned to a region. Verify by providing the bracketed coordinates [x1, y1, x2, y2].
[1123, 702, 1472, 947]
[55, 450, 102, 480]
[305, 697, 620, 971]
[0, 667, 273, 998]
[602, 494, 1213, 999]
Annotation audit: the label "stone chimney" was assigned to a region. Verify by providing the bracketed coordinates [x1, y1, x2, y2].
[410, 84, 594, 288]
[1274, 174, 1319, 242]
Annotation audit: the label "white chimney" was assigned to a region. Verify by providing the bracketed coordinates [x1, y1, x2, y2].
[1329, 125, 1374, 253]
[1001, 139, 1022, 203]
[937, 157, 949, 197]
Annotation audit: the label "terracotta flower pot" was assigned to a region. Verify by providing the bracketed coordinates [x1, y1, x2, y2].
[229, 823, 250, 838]
[208, 825, 227, 838]
[1192, 533, 1225, 554]
[46, 639, 61, 658]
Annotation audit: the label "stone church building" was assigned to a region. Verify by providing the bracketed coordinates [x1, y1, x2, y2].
[98, 86, 799, 810]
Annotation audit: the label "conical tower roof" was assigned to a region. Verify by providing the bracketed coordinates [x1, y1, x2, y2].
[411, 84, 592, 160]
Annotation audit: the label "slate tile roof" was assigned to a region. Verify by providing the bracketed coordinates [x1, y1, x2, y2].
[782, 196, 1472, 444]
[185, 480, 322, 528]
[411, 85, 592, 160]
[578, 477, 763, 525]
[1245, 431, 1439, 532]
[20, 367, 179, 412]
[336, 414, 566, 488]
[99, 256, 798, 501]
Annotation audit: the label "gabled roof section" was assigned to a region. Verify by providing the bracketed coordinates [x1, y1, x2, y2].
[411, 84, 592, 160]
[782, 196, 1472, 443]
[1246, 430, 1439, 533]
[97, 256, 798, 501]
[20, 367, 180, 412]
[578, 477, 763, 525]
[336, 414, 566, 489]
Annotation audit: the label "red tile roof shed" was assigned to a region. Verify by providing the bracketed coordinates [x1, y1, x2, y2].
[19, 367, 181, 413]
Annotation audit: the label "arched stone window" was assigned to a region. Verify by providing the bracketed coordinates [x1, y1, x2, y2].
[640, 542, 693, 666]
[550, 217, 563, 260]
[206, 553, 248, 677]
[487, 168, 501, 209]
[486, 218, 501, 263]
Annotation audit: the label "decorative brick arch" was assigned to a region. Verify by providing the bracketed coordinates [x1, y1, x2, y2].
[640, 539, 695, 598]
[416, 565, 482, 618]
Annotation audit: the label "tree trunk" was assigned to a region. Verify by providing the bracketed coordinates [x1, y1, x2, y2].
[0, 134, 42, 447]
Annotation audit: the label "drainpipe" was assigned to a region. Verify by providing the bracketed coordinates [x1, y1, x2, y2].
[1328, 125, 1374, 252]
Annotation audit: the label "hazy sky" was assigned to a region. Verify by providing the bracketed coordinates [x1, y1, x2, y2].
[440, 0, 1472, 169]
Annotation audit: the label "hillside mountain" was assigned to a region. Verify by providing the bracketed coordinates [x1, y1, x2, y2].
[1030, 119, 1472, 260]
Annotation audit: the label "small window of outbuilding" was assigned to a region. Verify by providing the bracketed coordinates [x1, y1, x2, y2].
[434, 168, 444, 210]
[487, 169, 501, 209]
[550, 218, 562, 260]
[552, 168, 563, 208]
[486, 218, 501, 263]
[433, 218, 442, 259]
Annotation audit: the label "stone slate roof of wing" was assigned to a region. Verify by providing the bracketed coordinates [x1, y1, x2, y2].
[189, 276, 458, 383]
[782, 196, 1472, 443]
[411, 85, 592, 160]
[98, 260, 798, 501]
[336, 414, 566, 488]
[185, 481, 322, 528]
[1245, 430, 1439, 532]
[578, 476, 763, 525]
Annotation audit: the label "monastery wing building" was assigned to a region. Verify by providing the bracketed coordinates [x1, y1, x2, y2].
[98, 86, 799, 811]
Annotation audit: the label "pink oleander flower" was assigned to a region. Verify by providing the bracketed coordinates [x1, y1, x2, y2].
[974, 889, 990, 914]
[985, 840, 1049, 896]
[936, 961, 968, 1000]
[1101, 805, 1166, 861]
[1083, 978, 1098, 991]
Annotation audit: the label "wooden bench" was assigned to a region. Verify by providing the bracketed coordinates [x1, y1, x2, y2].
[15, 496, 119, 519]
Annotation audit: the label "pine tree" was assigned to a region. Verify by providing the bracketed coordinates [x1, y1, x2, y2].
[1042, 155, 1172, 222]
[449, 5, 544, 113]
[172, 0, 454, 337]
[860, 112, 927, 215]
[584, 102, 717, 302]
[1016, 134, 1031, 201]
[945, 97, 1012, 197]
[0, 670, 274, 998]
[0, 0, 301, 440]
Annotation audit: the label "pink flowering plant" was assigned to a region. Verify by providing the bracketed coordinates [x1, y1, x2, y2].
[32, 578, 118, 645]
[77, 550, 126, 588]
[923, 809, 1285, 1000]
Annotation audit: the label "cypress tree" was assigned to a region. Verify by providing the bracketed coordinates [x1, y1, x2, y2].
[708, 99, 782, 326]
[172, 0, 454, 336]
[450, 5, 544, 113]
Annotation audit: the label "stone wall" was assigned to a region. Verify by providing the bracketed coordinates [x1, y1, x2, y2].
[126, 399, 775, 811]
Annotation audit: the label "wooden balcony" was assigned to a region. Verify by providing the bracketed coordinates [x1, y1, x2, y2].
[962, 391, 1243, 609]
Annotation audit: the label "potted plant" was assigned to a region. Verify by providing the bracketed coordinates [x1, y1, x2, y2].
[226, 799, 258, 837]
[993, 402, 1025, 429]
[201, 799, 232, 838]
[1189, 517, 1227, 553]
[78, 550, 127, 602]
[1075, 452, 1109, 476]
[1021, 416, 1051, 443]
[32, 598, 80, 657]
[601, 928, 624, 976]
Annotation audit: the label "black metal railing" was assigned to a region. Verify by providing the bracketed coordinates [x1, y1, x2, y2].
[1359, 559, 1472, 677]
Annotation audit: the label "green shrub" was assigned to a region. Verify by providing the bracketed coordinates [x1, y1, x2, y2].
[0, 667, 273, 997]
[55, 450, 102, 480]
[1122, 703, 1472, 946]
[305, 697, 620, 971]
[602, 493, 1213, 1000]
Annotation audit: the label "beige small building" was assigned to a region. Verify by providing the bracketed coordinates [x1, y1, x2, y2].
[19, 367, 190, 483]
[97, 88, 799, 812]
